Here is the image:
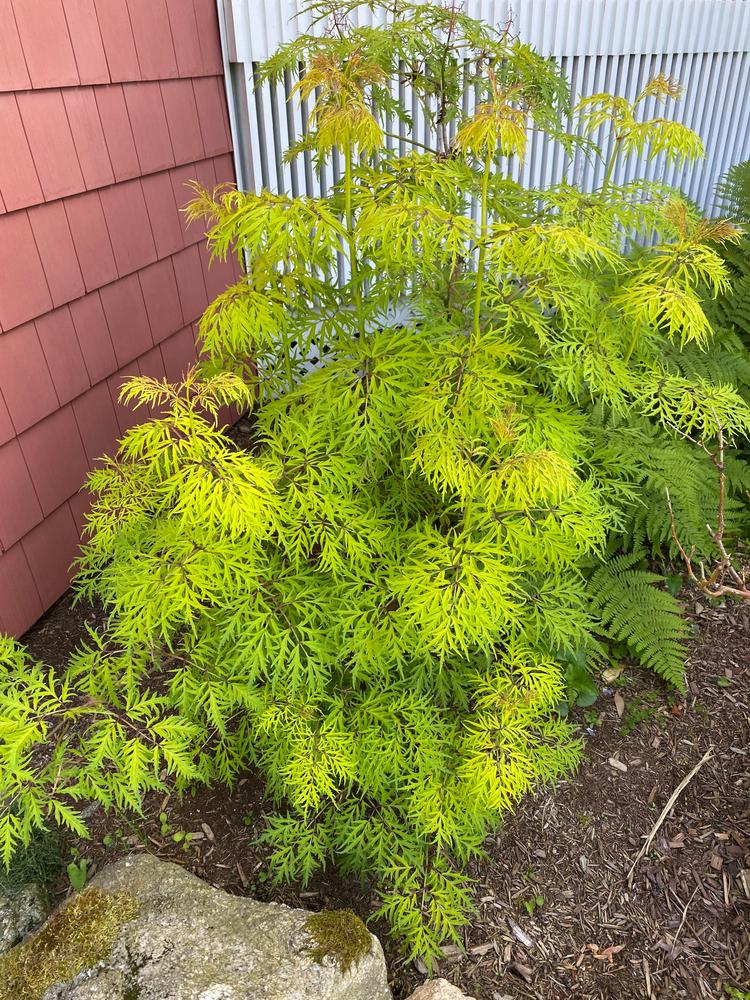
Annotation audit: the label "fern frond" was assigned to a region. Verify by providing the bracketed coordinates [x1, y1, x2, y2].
[588, 551, 689, 689]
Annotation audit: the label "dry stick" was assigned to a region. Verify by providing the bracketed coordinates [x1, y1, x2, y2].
[670, 886, 699, 956]
[627, 748, 713, 888]
[642, 957, 652, 998]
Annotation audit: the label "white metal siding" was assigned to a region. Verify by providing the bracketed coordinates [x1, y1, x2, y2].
[219, 0, 750, 212]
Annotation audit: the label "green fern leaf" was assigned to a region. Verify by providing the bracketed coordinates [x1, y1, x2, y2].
[588, 551, 689, 690]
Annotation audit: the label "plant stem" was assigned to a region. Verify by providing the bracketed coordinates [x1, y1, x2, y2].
[281, 327, 296, 390]
[473, 148, 493, 339]
[344, 138, 366, 338]
[600, 135, 621, 195]
[382, 130, 439, 155]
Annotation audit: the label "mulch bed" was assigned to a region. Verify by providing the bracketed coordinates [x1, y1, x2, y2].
[24, 590, 750, 999]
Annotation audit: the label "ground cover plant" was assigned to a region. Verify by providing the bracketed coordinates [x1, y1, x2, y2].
[2, 0, 750, 964]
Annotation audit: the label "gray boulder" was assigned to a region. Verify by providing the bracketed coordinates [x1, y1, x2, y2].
[0, 883, 50, 954]
[0, 854, 391, 1000]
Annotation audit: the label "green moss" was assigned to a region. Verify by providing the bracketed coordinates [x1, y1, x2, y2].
[0, 887, 140, 1000]
[304, 908, 371, 974]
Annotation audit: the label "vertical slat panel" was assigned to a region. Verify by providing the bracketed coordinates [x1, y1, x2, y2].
[223, 0, 750, 215]
[249, 62, 270, 190]
[721, 51, 750, 210]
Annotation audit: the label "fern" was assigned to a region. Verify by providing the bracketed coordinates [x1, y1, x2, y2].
[708, 160, 750, 349]
[595, 417, 750, 560]
[715, 159, 750, 221]
[588, 552, 690, 690]
[665, 329, 750, 391]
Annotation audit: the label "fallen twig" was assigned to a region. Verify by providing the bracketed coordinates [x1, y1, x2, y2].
[628, 748, 713, 887]
[670, 886, 699, 955]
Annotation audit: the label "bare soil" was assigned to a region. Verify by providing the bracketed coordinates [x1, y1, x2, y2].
[23, 591, 750, 999]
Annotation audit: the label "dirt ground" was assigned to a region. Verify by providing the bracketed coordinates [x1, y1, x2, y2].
[23, 590, 750, 999]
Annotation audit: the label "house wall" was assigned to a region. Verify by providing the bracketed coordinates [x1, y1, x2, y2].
[0, 0, 240, 636]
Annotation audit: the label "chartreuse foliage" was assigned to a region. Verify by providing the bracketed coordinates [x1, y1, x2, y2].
[2, 0, 750, 963]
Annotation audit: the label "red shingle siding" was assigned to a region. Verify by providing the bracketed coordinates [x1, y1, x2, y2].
[0, 0, 240, 636]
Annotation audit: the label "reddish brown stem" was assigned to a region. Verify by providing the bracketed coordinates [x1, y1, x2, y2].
[665, 413, 750, 601]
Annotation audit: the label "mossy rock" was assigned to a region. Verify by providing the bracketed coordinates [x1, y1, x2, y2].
[0, 883, 51, 956]
[0, 888, 139, 1000]
[304, 909, 372, 973]
[1, 854, 391, 1000]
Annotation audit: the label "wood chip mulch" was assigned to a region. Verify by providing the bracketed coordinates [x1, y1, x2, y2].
[24, 591, 750, 999]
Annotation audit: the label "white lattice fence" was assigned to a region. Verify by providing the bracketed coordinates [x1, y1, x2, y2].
[217, 0, 750, 212]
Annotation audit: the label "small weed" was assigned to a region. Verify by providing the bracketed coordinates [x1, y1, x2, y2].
[101, 828, 127, 850]
[522, 893, 544, 916]
[66, 861, 87, 891]
[558, 651, 598, 713]
[66, 850, 88, 892]
[157, 812, 194, 851]
[717, 676, 732, 688]
[621, 703, 657, 736]
[583, 708, 602, 728]
[171, 831, 195, 851]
